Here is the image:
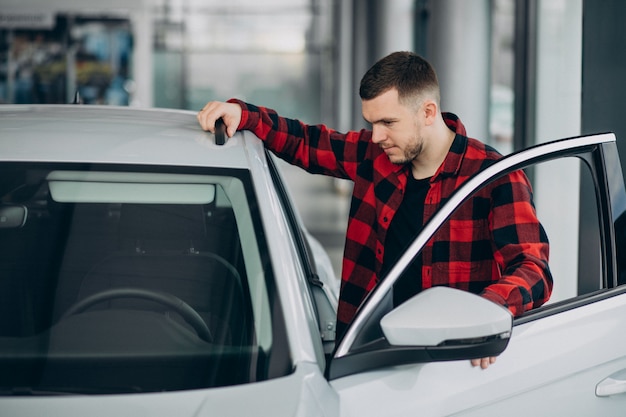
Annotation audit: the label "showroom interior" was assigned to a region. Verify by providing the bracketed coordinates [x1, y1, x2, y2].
[2, 0, 626, 299]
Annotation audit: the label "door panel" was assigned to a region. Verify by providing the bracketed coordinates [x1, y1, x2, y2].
[333, 292, 626, 416]
[451, 291, 626, 416]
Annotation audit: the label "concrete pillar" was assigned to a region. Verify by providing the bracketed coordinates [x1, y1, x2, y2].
[334, 0, 355, 132]
[427, 0, 491, 141]
[129, 8, 154, 107]
[348, 0, 417, 129]
[377, 0, 416, 57]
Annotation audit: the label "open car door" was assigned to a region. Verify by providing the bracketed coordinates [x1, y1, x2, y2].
[328, 133, 626, 416]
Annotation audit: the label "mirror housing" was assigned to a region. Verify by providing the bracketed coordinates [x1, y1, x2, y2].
[327, 287, 513, 380]
[0, 204, 27, 229]
[381, 286, 512, 346]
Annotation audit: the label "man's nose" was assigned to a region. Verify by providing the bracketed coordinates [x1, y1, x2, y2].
[371, 125, 385, 144]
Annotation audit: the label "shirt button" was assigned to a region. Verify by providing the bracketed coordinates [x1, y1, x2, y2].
[383, 217, 388, 222]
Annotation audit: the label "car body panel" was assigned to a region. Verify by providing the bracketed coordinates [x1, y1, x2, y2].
[0, 105, 248, 168]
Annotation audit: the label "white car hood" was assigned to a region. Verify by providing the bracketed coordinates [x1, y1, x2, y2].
[0, 363, 337, 417]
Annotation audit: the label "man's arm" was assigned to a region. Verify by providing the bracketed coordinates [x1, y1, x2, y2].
[200, 99, 371, 181]
[471, 170, 551, 372]
[482, 170, 553, 316]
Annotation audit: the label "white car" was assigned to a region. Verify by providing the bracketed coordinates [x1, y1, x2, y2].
[1, 105, 625, 416]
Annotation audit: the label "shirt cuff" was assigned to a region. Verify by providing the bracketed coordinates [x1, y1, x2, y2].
[227, 98, 254, 131]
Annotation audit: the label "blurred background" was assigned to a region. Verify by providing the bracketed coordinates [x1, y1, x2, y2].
[1, 0, 625, 287]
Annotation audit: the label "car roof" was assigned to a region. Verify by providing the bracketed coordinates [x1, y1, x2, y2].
[0, 105, 256, 169]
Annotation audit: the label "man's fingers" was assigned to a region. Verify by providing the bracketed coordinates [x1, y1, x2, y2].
[197, 102, 221, 132]
[470, 356, 497, 369]
[197, 101, 242, 137]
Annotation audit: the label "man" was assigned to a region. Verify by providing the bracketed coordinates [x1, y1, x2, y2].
[197, 51, 552, 369]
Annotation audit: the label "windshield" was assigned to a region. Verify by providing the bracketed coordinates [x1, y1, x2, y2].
[0, 163, 289, 394]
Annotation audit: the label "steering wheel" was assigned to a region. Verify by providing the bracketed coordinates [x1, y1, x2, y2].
[61, 287, 212, 342]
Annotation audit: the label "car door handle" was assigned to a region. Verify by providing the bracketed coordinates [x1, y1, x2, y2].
[596, 369, 626, 397]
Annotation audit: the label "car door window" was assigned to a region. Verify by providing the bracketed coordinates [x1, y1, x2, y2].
[524, 156, 601, 305]
[520, 150, 626, 318]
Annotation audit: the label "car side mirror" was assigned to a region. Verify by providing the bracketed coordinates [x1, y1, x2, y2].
[327, 287, 512, 380]
[0, 204, 27, 229]
[381, 286, 512, 347]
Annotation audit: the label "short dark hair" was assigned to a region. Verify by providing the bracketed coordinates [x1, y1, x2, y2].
[359, 51, 440, 107]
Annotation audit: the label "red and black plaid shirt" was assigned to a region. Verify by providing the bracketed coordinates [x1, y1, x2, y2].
[231, 99, 552, 335]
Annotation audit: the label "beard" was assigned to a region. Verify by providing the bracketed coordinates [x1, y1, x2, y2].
[386, 136, 424, 165]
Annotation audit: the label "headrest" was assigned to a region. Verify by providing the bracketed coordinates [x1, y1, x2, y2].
[119, 204, 206, 242]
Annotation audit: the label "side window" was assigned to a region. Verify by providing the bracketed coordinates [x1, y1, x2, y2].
[529, 156, 602, 305]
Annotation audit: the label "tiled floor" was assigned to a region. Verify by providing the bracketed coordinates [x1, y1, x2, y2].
[276, 159, 351, 280]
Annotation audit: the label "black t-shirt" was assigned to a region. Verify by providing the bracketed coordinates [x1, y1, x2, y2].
[381, 175, 431, 306]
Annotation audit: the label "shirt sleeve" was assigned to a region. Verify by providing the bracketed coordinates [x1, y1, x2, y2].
[481, 170, 553, 316]
[228, 98, 369, 181]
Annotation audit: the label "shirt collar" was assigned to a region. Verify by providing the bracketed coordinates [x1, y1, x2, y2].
[434, 112, 468, 179]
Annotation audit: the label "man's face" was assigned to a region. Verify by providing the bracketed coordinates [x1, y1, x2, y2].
[361, 88, 424, 165]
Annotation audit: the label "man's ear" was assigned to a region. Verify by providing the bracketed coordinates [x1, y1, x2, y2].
[422, 100, 438, 126]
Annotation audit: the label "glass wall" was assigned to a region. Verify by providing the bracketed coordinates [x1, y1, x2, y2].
[1, 0, 335, 126]
[0, 15, 133, 105]
[152, 0, 335, 125]
[489, 0, 516, 154]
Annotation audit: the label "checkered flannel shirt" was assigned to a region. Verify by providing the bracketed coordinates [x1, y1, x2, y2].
[230, 99, 553, 337]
